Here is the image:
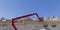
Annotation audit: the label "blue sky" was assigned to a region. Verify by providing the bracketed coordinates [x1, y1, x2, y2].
[0, 0, 60, 18]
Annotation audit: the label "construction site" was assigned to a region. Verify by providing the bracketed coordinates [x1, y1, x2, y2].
[0, 13, 60, 30]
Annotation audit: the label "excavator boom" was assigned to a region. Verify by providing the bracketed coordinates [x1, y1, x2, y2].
[12, 13, 43, 30]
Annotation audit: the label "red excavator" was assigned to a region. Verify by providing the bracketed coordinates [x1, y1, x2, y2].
[12, 13, 44, 30]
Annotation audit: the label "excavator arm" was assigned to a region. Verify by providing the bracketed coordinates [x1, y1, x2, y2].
[12, 13, 43, 30]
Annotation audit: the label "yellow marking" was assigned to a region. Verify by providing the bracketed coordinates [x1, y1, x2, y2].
[0, 21, 60, 26]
